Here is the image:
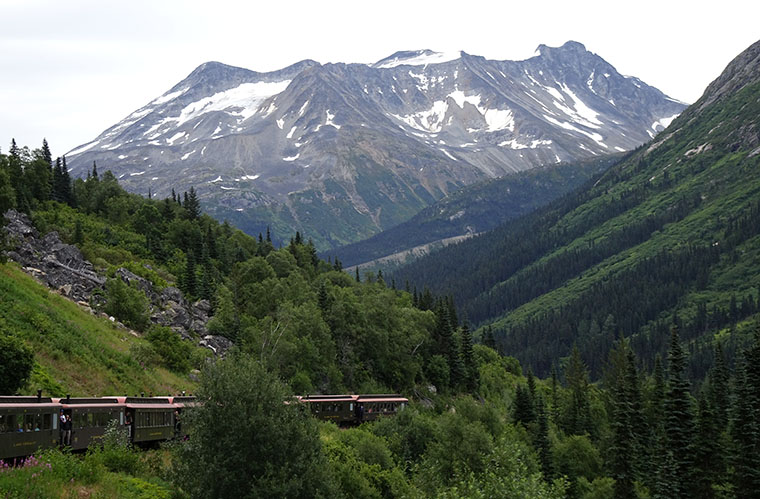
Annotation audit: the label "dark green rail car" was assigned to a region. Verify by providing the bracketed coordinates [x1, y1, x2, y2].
[355, 395, 407, 422]
[167, 396, 197, 439]
[300, 395, 357, 424]
[0, 396, 61, 460]
[124, 397, 175, 443]
[58, 398, 124, 451]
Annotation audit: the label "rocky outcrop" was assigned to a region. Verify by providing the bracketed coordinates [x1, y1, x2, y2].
[696, 39, 760, 112]
[2, 209, 231, 355]
[3, 209, 104, 303]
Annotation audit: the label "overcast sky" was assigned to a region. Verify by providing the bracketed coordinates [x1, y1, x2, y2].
[1, 0, 758, 157]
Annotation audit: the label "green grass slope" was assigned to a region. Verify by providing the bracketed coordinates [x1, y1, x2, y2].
[0, 262, 195, 396]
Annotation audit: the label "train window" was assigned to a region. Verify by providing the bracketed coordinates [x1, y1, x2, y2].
[0, 414, 5, 433]
[24, 414, 34, 431]
[53, 413, 58, 430]
[43, 413, 52, 430]
[349, 403, 354, 411]
[87, 412, 94, 427]
[120, 411, 124, 426]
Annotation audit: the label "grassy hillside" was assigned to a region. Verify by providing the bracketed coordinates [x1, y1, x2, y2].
[393, 40, 760, 377]
[0, 262, 196, 396]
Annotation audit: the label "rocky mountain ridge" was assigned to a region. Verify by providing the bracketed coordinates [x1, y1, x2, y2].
[65, 41, 686, 249]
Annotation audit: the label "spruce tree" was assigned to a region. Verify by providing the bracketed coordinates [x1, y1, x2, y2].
[662, 326, 695, 498]
[183, 251, 197, 298]
[549, 364, 560, 423]
[8, 139, 28, 210]
[609, 344, 642, 499]
[610, 373, 636, 499]
[317, 281, 329, 314]
[513, 384, 536, 425]
[184, 186, 201, 220]
[483, 325, 497, 351]
[41, 138, 52, 166]
[204, 261, 216, 301]
[708, 341, 731, 428]
[60, 157, 73, 206]
[460, 321, 477, 392]
[534, 394, 554, 480]
[73, 219, 84, 245]
[625, 349, 647, 478]
[731, 327, 760, 498]
[563, 344, 592, 436]
[692, 392, 722, 498]
[52, 157, 64, 202]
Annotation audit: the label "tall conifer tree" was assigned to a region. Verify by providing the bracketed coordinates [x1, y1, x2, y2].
[662, 326, 695, 497]
[731, 327, 760, 498]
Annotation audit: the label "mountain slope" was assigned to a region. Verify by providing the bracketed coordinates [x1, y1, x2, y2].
[0, 262, 196, 396]
[329, 153, 622, 269]
[392, 39, 760, 377]
[65, 42, 685, 249]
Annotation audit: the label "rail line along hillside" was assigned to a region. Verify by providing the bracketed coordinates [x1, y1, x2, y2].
[0, 392, 408, 461]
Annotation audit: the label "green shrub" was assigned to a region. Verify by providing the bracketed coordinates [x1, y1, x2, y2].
[0, 332, 34, 393]
[130, 342, 162, 369]
[146, 325, 193, 374]
[103, 276, 150, 331]
[92, 420, 143, 475]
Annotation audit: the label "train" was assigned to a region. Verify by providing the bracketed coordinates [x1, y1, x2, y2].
[0, 392, 408, 461]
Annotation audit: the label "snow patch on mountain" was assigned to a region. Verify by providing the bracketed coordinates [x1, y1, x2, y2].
[375, 50, 462, 69]
[651, 113, 680, 131]
[171, 80, 291, 126]
[152, 87, 189, 105]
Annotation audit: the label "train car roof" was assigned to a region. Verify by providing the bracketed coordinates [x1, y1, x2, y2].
[167, 396, 198, 407]
[299, 394, 358, 402]
[0, 396, 60, 408]
[55, 397, 121, 405]
[356, 394, 408, 403]
[0, 403, 61, 409]
[125, 403, 176, 409]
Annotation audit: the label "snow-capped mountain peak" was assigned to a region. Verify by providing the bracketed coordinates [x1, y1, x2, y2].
[65, 42, 686, 250]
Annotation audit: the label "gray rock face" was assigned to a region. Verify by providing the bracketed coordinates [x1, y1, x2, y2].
[3, 210, 104, 303]
[64, 41, 687, 250]
[2, 209, 230, 355]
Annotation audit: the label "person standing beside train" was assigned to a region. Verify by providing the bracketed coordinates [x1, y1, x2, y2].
[62, 414, 72, 446]
[59, 410, 66, 444]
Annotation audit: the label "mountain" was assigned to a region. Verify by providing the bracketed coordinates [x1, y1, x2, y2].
[328, 154, 622, 270]
[65, 41, 685, 250]
[392, 39, 760, 377]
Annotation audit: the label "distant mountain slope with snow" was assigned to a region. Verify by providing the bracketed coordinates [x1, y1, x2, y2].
[66, 41, 686, 249]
